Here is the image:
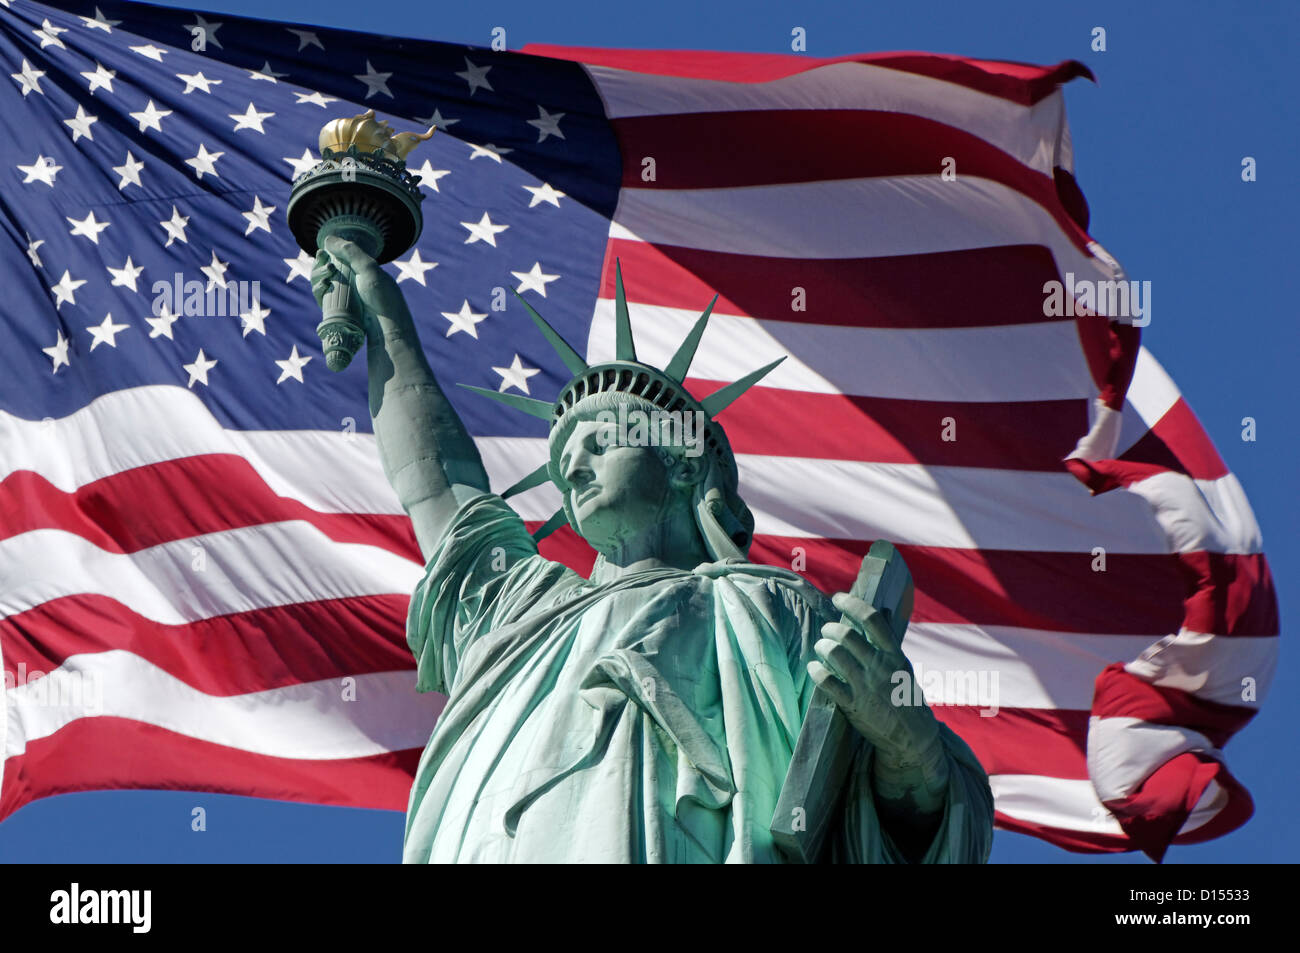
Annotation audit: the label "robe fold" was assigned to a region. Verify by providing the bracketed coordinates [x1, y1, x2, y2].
[402, 493, 994, 863]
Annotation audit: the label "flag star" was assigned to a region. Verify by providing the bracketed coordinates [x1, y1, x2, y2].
[26, 235, 45, 269]
[201, 250, 230, 290]
[160, 205, 190, 247]
[186, 15, 224, 49]
[130, 44, 166, 61]
[527, 105, 567, 142]
[18, 155, 62, 187]
[130, 99, 172, 134]
[275, 345, 312, 384]
[43, 331, 70, 372]
[493, 355, 540, 394]
[86, 313, 129, 351]
[287, 28, 325, 51]
[240, 301, 270, 337]
[81, 7, 122, 32]
[242, 196, 276, 235]
[185, 143, 224, 179]
[412, 159, 451, 192]
[50, 270, 87, 309]
[67, 210, 111, 244]
[461, 212, 509, 247]
[64, 106, 99, 143]
[230, 102, 274, 133]
[283, 148, 319, 179]
[146, 303, 180, 339]
[456, 57, 493, 95]
[284, 250, 315, 282]
[183, 349, 218, 388]
[293, 90, 337, 108]
[392, 249, 438, 285]
[512, 262, 560, 297]
[112, 150, 145, 190]
[34, 19, 67, 50]
[249, 61, 287, 83]
[354, 59, 393, 99]
[468, 142, 512, 162]
[106, 256, 144, 292]
[11, 59, 45, 97]
[80, 62, 116, 95]
[523, 182, 566, 208]
[441, 300, 488, 338]
[177, 71, 221, 94]
[414, 108, 459, 129]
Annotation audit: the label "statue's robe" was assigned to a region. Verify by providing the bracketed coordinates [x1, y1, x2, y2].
[402, 494, 993, 863]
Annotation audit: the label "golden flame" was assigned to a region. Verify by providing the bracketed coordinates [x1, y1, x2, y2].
[317, 109, 435, 163]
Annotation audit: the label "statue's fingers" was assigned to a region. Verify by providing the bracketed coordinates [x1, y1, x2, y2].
[814, 636, 868, 692]
[322, 234, 369, 273]
[832, 592, 900, 655]
[807, 660, 852, 709]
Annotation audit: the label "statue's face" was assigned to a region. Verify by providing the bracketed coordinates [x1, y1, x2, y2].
[557, 418, 675, 550]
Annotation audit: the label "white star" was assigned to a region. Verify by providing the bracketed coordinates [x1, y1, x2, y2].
[64, 106, 98, 143]
[284, 250, 314, 282]
[201, 250, 229, 290]
[185, 143, 224, 179]
[414, 108, 459, 128]
[461, 212, 509, 247]
[527, 105, 566, 142]
[468, 141, 512, 162]
[130, 99, 172, 134]
[242, 196, 276, 235]
[81, 7, 121, 32]
[411, 159, 450, 192]
[392, 249, 438, 285]
[523, 182, 566, 208]
[493, 355, 540, 394]
[287, 28, 324, 51]
[80, 62, 116, 95]
[50, 270, 87, 309]
[17, 155, 62, 187]
[183, 349, 218, 388]
[249, 61, 287, 83]
[230, 102, 274, 133]
[112, 150, 145, 190]
[26, 235, 45, 269]
[283, 149, 319, 179]
[106, 256, 144, 292]
[512, 262, 560, 297]
[456, 57, 493, 95]
[186, 15, 223, 49]
[67, 210, 110, 245]
[159, 205, 190, 247]
[176, 71, 221, 94]
[240, 301, 270, 337]
[354, 59, 393, 99]
[275, 345, 312, 384]
[441, 300, 488, 338]
[130, 44, 166, 62]
[293, 90, 337, 108]
[86, 313, 129, 351]
[146, 303, 180, 339]
[34, 19, 67, 50]
[11, 59, 45, 97]
[43, 331, 70, 372]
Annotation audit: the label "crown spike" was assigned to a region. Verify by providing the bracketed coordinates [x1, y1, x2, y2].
[457, 383, 553, 420]
[511, 289, 588, 375]
[501, 462, 552, 499]
[613, 259, 637, 362]
[531, 508, 569, 543]
[699, 357, 786, 418]
[664, 294, 718, 383]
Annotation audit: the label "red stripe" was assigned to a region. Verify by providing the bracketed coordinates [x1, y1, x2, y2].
[993, 812, 1131, 853]
[0, 717, 419, 821]
[605, 238, 1075, 329]
[935, 706, 1089, 779]
[1073, 314, 1141, 411]
[1092, 663, 1258, 747]
[1119, 397, 1229, 481]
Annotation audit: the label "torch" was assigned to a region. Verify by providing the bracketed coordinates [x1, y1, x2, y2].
[286, 110, 434, 371]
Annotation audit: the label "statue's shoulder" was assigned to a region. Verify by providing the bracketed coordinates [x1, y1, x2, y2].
[691, 558, 835, 618]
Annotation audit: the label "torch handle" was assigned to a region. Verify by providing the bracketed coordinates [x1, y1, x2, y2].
[316, 274, 366, 372]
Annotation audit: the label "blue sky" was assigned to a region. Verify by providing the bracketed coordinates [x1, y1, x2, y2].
[1, 0, 1295, 863]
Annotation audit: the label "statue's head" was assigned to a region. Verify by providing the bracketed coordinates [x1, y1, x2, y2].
[460, 264, 782, 562]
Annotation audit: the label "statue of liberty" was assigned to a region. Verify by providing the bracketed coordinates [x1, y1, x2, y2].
[311, 236, 994, 863]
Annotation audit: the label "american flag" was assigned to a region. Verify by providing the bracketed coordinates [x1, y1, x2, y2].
[0, 0, 1277, 860]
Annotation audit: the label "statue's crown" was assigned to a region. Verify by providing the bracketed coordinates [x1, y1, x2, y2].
[459, 262, 784, 541]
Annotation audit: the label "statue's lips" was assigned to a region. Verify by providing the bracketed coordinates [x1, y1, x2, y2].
[575, 486, 601, 507]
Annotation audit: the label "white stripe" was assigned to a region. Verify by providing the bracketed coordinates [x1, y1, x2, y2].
[1124, 471, 1262, 556]
[1124, 628, 1276, 707]
[1088, 716, 1221, 802]
[4, 651, 440, 759]
[991, 773, 1228, 837]
[586, 61, 1071, 175]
